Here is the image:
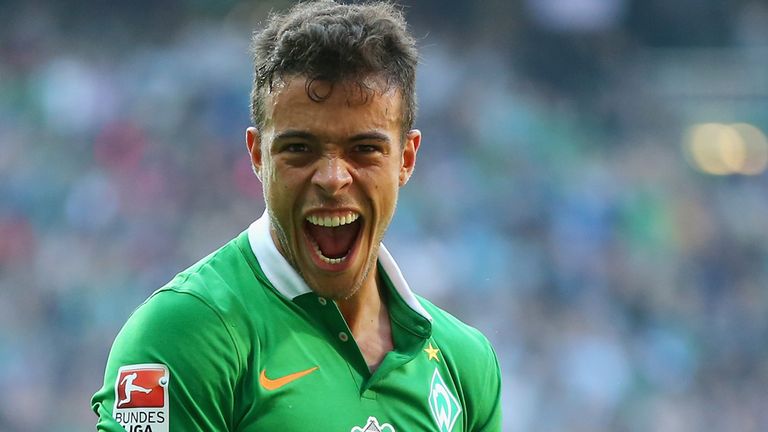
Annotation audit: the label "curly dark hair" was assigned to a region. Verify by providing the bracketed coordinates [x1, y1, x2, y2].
[249, 0, 418, 135]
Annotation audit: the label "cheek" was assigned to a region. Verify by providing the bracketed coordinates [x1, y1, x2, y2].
[362, 168, 399, 199]
[371, 182, 399, 222]
[265, 165, 297, 198]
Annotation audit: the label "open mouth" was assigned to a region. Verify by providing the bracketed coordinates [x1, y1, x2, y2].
[303, 211, 363, 266]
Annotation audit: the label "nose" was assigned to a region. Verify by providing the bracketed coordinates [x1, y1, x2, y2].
[312, 156, 352, 196]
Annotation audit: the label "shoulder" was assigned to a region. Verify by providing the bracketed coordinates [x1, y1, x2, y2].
[167, 231, 268, 309]
[114, 231, 269, 370]
[155, 231, 274, 332]
[418, 295, 496, 359]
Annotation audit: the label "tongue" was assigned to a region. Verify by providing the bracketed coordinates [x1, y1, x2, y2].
[307, 220, 361, 259]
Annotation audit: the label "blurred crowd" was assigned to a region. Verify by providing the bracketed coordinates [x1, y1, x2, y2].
[1, 1, 768, 431]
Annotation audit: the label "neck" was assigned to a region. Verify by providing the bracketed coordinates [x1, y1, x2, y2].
[336, 269, 393, 372]
[336, 269, 384, 331]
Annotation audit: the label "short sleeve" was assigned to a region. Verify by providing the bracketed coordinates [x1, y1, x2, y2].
[91, 288, 242, 432]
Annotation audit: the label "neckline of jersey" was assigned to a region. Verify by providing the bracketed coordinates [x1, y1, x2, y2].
[246, 211, 433, 322]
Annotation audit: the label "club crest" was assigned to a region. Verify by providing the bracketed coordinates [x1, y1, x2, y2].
[428, 368, 462, 432]
[351, 416, 396, 432]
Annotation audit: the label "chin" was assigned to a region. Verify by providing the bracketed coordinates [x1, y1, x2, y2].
[307, 252, 377, 301]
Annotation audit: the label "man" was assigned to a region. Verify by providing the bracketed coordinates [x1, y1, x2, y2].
[92, 1, 502, 431]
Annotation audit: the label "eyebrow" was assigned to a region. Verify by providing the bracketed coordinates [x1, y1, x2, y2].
[273, 129, 316, 141]
[349, 131, 390, 142]
[273, 129, 391, 143]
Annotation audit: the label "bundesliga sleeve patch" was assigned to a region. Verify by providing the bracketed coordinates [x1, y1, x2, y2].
[113, 364, 169, 432]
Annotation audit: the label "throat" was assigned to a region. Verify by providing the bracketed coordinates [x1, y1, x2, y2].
[359, 331, 393, 373]
[337, 281, 393, 372]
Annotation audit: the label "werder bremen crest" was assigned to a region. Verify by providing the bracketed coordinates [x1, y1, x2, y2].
[429, 368, 462, 432]
[350, 416, 396, 432]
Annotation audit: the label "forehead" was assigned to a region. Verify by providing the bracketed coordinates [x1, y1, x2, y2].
[265, 76, 403, 138]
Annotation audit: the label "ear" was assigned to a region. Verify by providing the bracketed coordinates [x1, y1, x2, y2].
[246, 127, 263, 181]
[399, 129, 421, 186]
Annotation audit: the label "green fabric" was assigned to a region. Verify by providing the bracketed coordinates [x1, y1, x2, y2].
[92, 231, 502, 431]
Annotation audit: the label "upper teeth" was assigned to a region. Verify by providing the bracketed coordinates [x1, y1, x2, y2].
[306, 212, 360, 227]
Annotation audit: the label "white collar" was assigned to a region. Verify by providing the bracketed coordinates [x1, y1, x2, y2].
[247, 211, 432, 321]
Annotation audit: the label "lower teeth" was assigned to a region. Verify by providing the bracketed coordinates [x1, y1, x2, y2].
[311, 240, 347, 264]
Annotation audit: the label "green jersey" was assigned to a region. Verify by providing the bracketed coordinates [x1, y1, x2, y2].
[92, 214, 502, 431]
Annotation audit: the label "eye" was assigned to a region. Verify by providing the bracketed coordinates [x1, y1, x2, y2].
[353, 144, 380, 153]
[284, 143, 309, 153]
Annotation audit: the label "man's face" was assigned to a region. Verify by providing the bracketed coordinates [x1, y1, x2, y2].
[246, 76, 420, 300]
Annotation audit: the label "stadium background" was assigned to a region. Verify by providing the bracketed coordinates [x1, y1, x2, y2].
[1, 0, 767, 430]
